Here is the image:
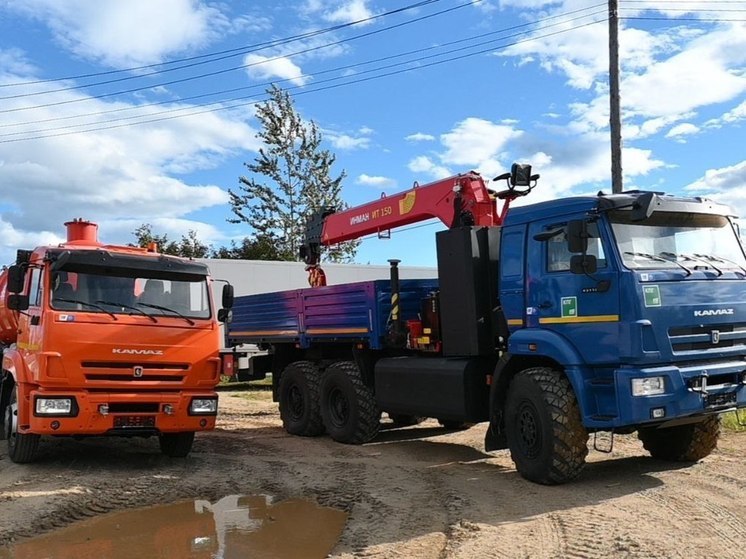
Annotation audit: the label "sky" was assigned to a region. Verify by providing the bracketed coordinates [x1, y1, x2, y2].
[0, 0, 744, 269]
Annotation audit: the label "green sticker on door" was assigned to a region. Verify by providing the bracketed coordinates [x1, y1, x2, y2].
[643, 285, 661, 307]
[561, 296, 577, 318]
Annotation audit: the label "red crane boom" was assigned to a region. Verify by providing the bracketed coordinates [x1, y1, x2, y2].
[300, 164, 538, 286]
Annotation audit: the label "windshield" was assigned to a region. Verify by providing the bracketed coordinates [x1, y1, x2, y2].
[49, 269, 211, 319]
[610, 211, 746, 271]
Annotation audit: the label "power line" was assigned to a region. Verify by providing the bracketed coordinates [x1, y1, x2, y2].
[0, 18, 607, 143]
[0, 4, 606, 132]
[0, 0, 475, 104]
[620, 16, 746, 21]
[0, 0, 444, 89]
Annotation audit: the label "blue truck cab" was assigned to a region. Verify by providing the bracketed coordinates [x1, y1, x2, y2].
[228, 190, 746, 484]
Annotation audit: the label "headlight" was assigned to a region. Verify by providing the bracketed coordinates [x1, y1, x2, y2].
[189, 397, 218, 415]
[35, 397, 76, 416]
[631, 377, 665, 396]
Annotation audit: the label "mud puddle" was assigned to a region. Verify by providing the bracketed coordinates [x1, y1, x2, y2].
[0, 495, 347, 559]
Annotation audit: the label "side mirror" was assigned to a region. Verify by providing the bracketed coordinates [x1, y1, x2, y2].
[7, 265, 26, 294]
[7, 294, 29, 311]
[567, 220, 589, 253]
[222, 283, 234, 309]
[570, 254, 597, 275]
[217, 308, 233, 324]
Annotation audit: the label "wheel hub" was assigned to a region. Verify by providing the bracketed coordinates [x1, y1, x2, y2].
[288, 385, 304, 420]
[517, 401, 541, 459]
[328, 387, 349, 428]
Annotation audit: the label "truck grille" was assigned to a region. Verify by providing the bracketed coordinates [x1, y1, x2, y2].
[82, 361, 188, 382]
[669, 323, 746, 353]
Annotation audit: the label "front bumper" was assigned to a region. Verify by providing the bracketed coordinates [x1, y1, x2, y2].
[611, 359, 746, 428]
[23, 389, 218, 436]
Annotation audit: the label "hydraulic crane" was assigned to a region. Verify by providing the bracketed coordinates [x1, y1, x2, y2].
[300, 164, 539, 286]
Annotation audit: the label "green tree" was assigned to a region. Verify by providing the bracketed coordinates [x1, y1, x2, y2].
[131, 224, 211, 258]
[229, 85, 358, 263]
[211, 234, 287, 260]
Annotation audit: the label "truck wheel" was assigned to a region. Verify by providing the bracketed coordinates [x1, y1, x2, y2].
[320, 361, 380, 444]
[389, 414, 425, 427]
[159, 431, 195, 457]
[505, 367, 588, 485]
[638, 415, 720, 461]
[278, 361, 324, 437]
[5, 386, 41, 464]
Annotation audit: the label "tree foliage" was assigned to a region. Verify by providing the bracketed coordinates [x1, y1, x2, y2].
[229, 85, 358, 263]
[211, 234, 288, 260]
[131, 224, 210, 258]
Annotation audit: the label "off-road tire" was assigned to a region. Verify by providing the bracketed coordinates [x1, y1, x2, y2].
[320, 361, 380, 444]
[5, 386, 41, 464]
[159, 431, 195, 457]
[278, 361, 324, 437]
[505, 367, 588, 485]
[389, 414, 425, 427]
[638, 415, 720, 461]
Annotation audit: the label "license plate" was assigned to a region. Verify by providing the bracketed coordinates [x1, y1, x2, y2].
[704, 392, 737, 409]
[114, 416, 155, 428]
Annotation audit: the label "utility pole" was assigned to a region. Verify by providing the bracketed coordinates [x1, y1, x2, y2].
[609, 0, 623, 193]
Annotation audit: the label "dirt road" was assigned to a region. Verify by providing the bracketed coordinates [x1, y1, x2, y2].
[1, 388, 745, 558]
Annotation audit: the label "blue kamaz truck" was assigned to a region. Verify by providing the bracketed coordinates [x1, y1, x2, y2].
[226, 165, 746, 484]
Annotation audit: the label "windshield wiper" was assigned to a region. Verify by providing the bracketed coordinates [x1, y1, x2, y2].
[624, 252, 692, 276]
[136, 302, 195, 325]
[95, 300, 158, 323]
[53, 298, 118, 320]
[692, 253, 746, 276]
[659, 251, 721, 276]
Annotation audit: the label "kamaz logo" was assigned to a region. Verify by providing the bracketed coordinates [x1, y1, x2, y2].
[112, 348, 164, 355]
[693, 309, 734, 317]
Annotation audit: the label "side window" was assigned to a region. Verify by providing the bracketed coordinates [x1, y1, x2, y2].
[28, 268, 43, 307]
[545, 222, 607, 273]
[547, 230, 572, 272]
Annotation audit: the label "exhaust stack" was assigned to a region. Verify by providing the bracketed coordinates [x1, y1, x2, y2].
[64, 218, 99, 244]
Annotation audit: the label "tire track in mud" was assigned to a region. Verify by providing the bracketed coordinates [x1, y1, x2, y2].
[546, 509, 618, 559]
[640, 482, 746, 555]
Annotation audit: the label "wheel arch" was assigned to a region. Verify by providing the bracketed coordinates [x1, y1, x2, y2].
[485, 345, 590, 452]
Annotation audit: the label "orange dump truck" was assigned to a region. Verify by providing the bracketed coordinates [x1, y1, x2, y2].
[0, 219, 233, 463]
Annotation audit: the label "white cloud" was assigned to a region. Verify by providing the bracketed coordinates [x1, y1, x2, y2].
[357, 174, 396, 188]
[665, 122, 699, 142]
[326, 127, 372, 150]
[408, 156, 451, 180]
[440, 118, 522, 166]
[0, 69, 259, 264]
[7, 0, 245, 68]
[685, 160, 746, 217]
[323, 0, 377, 25]
[244, 54, 308, 87]
[719, 100, 746, 125]
[405, 132, 435, 142]
[686, 160, 746, 193]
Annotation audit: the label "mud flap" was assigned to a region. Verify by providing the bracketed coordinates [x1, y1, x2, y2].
[484, 410, 507, 452]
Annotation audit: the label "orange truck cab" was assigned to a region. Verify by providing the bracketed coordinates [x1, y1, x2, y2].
[0, 219, 233, 463]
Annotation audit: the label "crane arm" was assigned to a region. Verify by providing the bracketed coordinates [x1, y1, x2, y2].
[300, 164, 538, 284]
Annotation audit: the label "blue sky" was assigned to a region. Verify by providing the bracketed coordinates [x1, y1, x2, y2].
[0, 0, 744, 268]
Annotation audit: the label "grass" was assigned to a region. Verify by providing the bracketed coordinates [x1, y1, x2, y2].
[721, 411, 746, 432]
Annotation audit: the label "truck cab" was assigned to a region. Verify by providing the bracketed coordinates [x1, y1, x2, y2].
[0, 220, 233, 462]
